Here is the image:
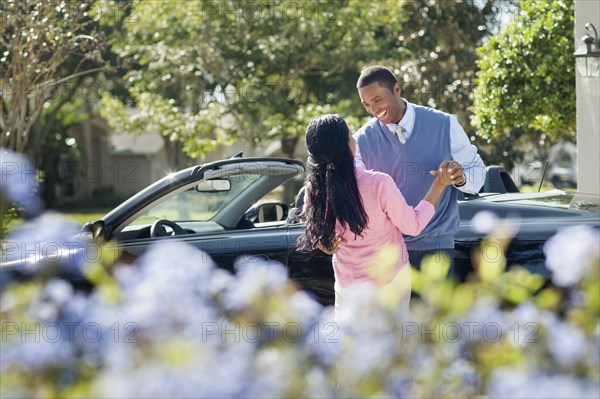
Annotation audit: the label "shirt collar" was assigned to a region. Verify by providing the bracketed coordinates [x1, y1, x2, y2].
[381, 99, 414, 134]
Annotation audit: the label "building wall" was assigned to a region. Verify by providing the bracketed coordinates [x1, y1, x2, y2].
[575, 0, 600, 195]
[66, 118, 171, 204]
[110, 154, 152, 198]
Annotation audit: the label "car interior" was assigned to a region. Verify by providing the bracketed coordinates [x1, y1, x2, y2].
[112, 162, 303, 241]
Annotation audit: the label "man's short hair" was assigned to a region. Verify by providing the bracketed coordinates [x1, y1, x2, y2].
[356, 65, 399, 92]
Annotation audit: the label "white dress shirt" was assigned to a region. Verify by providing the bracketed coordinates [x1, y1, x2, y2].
[381, 100, 486, 195]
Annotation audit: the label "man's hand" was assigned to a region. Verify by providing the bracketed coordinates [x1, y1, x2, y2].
[430, 160, 465, 186]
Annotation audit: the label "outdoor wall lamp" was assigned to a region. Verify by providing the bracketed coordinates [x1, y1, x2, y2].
[574, 22, 600, 78]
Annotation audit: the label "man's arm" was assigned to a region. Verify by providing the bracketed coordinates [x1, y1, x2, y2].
[449, 115, 486, 194]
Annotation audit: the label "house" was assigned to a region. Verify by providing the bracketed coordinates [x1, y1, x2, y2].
[65, 117, 177, 206]
[63, 115, 305, 207]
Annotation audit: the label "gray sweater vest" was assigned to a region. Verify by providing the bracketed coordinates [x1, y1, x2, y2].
[354, 105, 459, 250]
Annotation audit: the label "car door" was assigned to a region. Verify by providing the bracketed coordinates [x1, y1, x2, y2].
[106, 158, 304, 272]
[286, 224, 336, 306]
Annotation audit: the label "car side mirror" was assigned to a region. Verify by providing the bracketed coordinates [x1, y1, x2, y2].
[81, 220, 106, 242]
[256, 203, 288, 223]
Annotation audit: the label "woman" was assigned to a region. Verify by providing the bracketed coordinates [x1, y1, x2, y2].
[298, 114, 454, 319]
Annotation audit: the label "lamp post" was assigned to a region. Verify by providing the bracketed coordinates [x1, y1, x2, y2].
[574, 23, 600, 78]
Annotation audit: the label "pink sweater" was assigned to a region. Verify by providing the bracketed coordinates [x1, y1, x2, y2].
[306, 162, 435, 287]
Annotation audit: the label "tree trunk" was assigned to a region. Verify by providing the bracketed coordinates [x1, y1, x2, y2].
[281, 136, 298, 160]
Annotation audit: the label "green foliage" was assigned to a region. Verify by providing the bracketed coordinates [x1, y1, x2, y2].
[0, 0, 111, 152]
[2, 212, 599, 397]
[383, 0, 502, 131]
[27, 99, 90, 207]
[0, 205, 20, 240]
[101, 0, 504, 159]
[100, 0, 398, 158]
[1, 1, 129, 207]
[471, 0, 575, 166]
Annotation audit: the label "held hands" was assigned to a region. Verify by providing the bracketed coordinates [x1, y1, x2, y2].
[430, 160, 465, 187]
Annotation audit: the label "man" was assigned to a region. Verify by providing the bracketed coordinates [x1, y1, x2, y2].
[354, 65, 485, 272]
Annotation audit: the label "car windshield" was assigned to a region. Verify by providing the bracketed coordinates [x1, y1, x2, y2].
[129, 173, 263, 225]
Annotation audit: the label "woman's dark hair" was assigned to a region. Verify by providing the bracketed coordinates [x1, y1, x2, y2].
[297, 114, 368, 252]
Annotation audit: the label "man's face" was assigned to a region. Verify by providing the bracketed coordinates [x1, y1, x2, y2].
[358, 82, 402, 124]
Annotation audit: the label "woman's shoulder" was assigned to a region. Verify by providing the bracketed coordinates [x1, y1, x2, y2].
[357, 168, 395, 187]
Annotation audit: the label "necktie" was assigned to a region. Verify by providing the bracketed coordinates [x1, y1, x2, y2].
[394, 125, 407, 144]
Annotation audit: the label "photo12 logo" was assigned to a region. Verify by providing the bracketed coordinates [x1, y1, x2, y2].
[2, 322, 139, 344]
[401, 321, 539, 344]
[201, 321, 340, 344]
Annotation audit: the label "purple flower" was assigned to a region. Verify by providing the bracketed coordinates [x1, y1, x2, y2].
[2, 212, 87, 274]
[1, 336, 75, 372]
[471, 211, 499, 234]
[544, 225, 600, 287]
[460, 298, 508, 343]
[92, 241, 220, 335]
[0, 148, 43, 216]
[224, 259, 290, 311]
[471, 210, 519, 238]
[487, 369, 599, 398]
[547, 321, 587, 367]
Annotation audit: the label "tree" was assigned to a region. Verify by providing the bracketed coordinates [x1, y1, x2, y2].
[101, 0, 506, 164]
[2, 0, 508, 162]
[100, 1, 401, 160]
[0, 0, 109, 152]
[470, 0, 575, 168]
[29, 98, 90, 207]
[380, 0, 504, 131]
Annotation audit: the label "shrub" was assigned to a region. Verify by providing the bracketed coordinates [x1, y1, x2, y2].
[1, 149, 599, 398]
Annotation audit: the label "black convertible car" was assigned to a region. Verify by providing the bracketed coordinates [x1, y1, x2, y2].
[2, 156, 599, 304]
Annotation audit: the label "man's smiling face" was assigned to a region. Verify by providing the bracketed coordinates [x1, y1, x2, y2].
[358, 81, 404, 125]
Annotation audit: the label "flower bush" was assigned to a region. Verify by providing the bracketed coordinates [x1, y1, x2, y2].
[1, 150, 599, 398]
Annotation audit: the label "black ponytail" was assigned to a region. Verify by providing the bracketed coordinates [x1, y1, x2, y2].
[297, 114, 368, 252]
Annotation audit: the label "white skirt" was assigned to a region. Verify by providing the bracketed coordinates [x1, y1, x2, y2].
[334, 264, 412, 325]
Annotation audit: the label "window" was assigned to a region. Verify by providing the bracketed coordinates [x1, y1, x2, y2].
[128, 173, 263, 226]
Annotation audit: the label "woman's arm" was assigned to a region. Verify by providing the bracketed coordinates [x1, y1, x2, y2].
[379, 160, 454, 236]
